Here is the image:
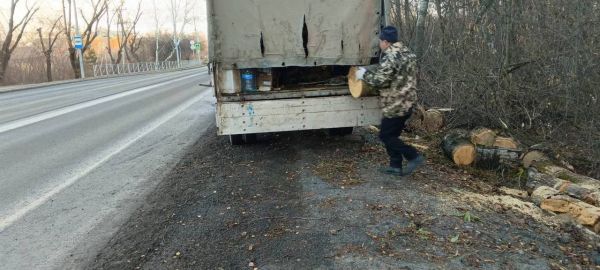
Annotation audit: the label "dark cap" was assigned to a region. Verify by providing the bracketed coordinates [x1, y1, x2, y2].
[379, 26, 398, 43]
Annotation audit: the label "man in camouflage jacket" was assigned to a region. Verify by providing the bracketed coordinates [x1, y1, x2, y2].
[356, 26, 424, 176]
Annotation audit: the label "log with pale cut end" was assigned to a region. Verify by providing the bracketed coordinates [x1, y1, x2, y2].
[493, 136, 519, 149]
[442, 130, 477, 166]
[348, 67, 376, 98]
[422, 110, 444, 132]
[531, 186, 559, 205]
[531, 162, 600, 191]
[540, 195, 600, 226]
[522, 150, 550, 168]
[470, 127, 496, 146]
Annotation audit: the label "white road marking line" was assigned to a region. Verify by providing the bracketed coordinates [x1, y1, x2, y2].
[0, 73, 199, 134]
[0, 89, 212, 232]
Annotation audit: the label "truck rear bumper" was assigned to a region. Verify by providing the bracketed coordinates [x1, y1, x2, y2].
[216, 95, 381, 135]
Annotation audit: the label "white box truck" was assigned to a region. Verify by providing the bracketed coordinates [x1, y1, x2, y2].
[207, 0, 388, 144]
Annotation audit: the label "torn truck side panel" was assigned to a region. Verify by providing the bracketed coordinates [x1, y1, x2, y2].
[208, 0, 381, 69]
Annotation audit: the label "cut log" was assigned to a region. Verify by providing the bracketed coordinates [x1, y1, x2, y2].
[348, 67, 376, 98]
[522, 150, 550, 168]
[555, 181, 600, 207]
[540, 195, 600, 226]
[493, 136, 519, 149]
[442, 130, 477, 166]
[475, 146, 523, 169]
[531, 186, 559, 205]
[594, 222, 600, 234]
[422, 110, 444, 132]
[526, 167, 564, 193]
[531, 162, 600, 191]
[527, 168, 600, 206]
[470, 127, 496, 146]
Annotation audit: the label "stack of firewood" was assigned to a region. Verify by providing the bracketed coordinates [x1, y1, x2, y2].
[527, 161, 600, 233]
[441, 127, 521, 167]
[441, 127, 600, 233]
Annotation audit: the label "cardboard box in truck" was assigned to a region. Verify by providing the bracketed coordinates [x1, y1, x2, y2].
[207, 0, 387, 144]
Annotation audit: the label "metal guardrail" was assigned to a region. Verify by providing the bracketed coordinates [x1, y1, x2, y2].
[92, 60, 203, 77]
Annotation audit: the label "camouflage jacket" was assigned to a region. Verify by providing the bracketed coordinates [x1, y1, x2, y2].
[363, 42, 418, 118]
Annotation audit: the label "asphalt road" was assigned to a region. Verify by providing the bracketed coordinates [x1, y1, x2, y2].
[0, 68, 215, 270]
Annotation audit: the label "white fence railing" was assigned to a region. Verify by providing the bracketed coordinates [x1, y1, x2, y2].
[92, 60, 203, 77]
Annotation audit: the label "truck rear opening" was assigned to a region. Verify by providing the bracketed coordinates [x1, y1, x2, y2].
[207, 0, 385, 143]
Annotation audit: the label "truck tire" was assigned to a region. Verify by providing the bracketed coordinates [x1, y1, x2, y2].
[243, 134, 258, 144]
[229, 135, 244, 145]
[328, 127, 354, 136]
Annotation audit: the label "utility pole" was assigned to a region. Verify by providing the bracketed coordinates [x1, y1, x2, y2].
[73, 0, 85, 78]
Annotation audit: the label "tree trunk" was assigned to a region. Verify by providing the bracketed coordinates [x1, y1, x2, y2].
[69, 48, 81, 78]
[434, 0, 446, 49]
[404, 0, 412, 39]
[45, 54, 53, 82]
[414, 0, 430, 59]
[442, 130, 477, 166]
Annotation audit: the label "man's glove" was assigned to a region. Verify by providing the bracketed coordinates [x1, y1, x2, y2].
[355, 67, 367, 80]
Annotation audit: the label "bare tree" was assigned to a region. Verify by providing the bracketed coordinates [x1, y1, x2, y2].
[167, 0, 194, 65]
[103, 0, 142, 65]
[0, 0, 39, 82]
[36, 17, 64, 82]
[104, 0, 120, 64]
[62, 0, 107, 77]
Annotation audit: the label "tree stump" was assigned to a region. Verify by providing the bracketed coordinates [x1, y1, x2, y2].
[442, 130, 477, 166]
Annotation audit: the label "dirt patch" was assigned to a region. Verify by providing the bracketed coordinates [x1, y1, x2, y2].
[89, 126, 600, 270]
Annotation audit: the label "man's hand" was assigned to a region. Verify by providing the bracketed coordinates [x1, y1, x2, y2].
[355, 67, 367, 80]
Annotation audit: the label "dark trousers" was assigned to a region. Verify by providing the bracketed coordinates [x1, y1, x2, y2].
[379, 113, 419, 168]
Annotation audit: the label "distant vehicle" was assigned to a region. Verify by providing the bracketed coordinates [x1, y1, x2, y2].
[207, 0, 387, 144]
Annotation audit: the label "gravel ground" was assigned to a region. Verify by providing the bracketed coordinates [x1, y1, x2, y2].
[90, 126, 600, 270]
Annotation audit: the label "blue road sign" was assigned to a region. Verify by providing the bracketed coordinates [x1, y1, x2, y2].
[74, 35, 83, 49]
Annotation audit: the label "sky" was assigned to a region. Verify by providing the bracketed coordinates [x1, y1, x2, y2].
[1, 0, 208, 35]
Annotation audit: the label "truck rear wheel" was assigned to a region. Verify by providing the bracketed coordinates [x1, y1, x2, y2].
[229, 135, 244, 145]
[328, 127, 354, 136]
[243, 134, 258, 144]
